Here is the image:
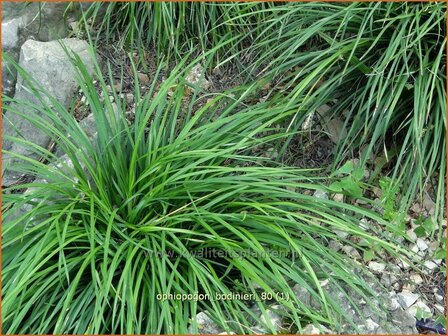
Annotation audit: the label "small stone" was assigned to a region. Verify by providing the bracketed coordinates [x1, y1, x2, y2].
[381, 273, 398, 287]
[392, 308, 416, 328]
[406, 300, 431, 317]
[368, 261, 386, 273]
[363, 169, 370, 180]
[387, 297, 401, 311]
[416, 238, 429, 251]
[324, 118, 346, 144]
[292, 284, 311, 306]
[108, 96, 114, 103]
[372, 187, 383, 198]
[397, 292, 419, 309]
[406, 229, 417, 241]
[302, 324, 320, 334]
[399, 259, 412, 270]
[189, 311, 222, 334]
[137, 72, 150, 86]
[334, 229, 349, 239]
[313, 190, 328, 200]
[410, 244, 419, 254]
[428, 241, 439, 252]
[256, 308, 284, 333]
[319, 279, 330, 287]
[359, 218, 369, 230]
[401, 283, 415, 292]
[186, 64, 211, 90]
[435, 293, 444, 303]
[422, 193, 436, 215]
[423, 260, 438, 272]
[332, 193, 344, 202]
[125, 93, 134, 104]
[434, 304, 445, 314]
[113, 82, 122, 92]
[409, 273, 423, 285]
[342, 246, 361, 260]
[364, 318, 379, 332]
[411, 203, 422, 214]
[328, 240, 343, 252]
[266, 147, 278, 160]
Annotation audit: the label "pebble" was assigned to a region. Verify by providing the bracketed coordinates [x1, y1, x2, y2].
[332, 193, 344, 202]
[434, 304, 445, 314]
[359, 218, 369, 230]
[313, 190, 329, 200]
[399, 259, 412, 270]
[364, 318, 379, 332]
[406, 300, 431, 317]
[292, 284, 311, 306]
[387, 297, 401, 311]
[428, 241, 439, 252]
[125, 93, 134, 104]
[409, 273, 423, 285]
[410, 244, 419, 254]
[368, 261, 386, 273]
[363, 169, 370, 180]
[381, 273, 398, 287]
[416, 238, 429, 251]
[423, 260, 438, 272]
[302, 324, 320, 334]
[434, 293, 444, 303]
[342, 246, 361, 260]
[334, 229, 349, 239]
[189, 311, 222, 334]
[372, 187, 383, 198]
[328, 240, 343, 252]
[258, 308, 283, 332]
[397, 292, 419, 309]
[406, 229, 417, 241]
[411, 203, 422, 214]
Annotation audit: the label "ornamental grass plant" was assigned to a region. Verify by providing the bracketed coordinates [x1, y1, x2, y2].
[2, 47, 407, 334]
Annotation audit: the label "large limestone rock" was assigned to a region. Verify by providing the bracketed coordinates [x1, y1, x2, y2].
[2, 38, 95, 186]
[1, 2, 89, 96]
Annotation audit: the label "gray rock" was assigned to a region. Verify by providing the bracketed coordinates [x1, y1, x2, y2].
[188, 311, 223, 334]
[2, 16, 26, 96]
[333, 229, 349, 239]
[328, 239, 343, 252]
[423, 260, 438, 272]
[255, 307, 284, 333]
[313, 189, 328, 200]
[406, 229, 417, 241]
[186, 64, 211, 90]
[292, 284, 311, 306]
[416, 238, 429, 251]
[368, 261, 386, 273]
[391, 307, 416, 329]
[341, 245, 362, 260]
[407, 300, 431, 317]
[380, 273, 398, 287]
[302, 324, 320, 334]
[409, 273, 423, 285]
[2, 2, 88, 97]
[2, 38, 94, 186]
[387, 297, 401, 311]
[397, 292, 419, 309]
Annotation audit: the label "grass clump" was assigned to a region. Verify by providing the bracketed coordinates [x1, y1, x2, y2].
[239, 2, 446, 236]
[2, 49, 405, 334]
